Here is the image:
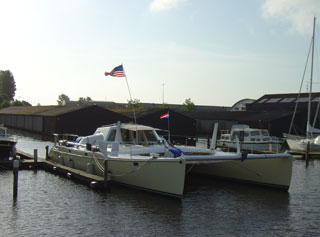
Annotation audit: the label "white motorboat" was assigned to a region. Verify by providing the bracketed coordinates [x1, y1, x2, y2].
[0, 124, 17, 160]
[217, 124, 283, 153]
[49, 122, 293, 198]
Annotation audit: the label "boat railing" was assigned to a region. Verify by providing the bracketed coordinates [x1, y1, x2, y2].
[53, 133, 80, 146]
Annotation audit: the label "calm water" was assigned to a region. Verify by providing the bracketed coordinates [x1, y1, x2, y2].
[1, 131, 320, 236]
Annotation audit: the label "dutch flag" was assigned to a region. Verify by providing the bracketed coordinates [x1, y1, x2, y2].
[160, 112, 169, 119]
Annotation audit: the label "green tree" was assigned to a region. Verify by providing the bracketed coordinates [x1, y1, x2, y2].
[0, 94, 9, 109]
[57, 94, 70, 105]
[0, 70, 16, 101]
[160, 103, 169, 109]
[78, 96, 92, 104]
[127, 99, 141, 109]
[181, 98, 196, 111]
[10, 99, 31, 106]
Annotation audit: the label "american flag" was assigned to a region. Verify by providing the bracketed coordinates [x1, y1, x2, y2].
[105, 65, 125, 77]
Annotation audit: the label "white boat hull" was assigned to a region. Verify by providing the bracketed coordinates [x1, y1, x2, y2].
[286, 138, 320, 154]
[49, 147, 186, 197]
[190, 154, 292, 190]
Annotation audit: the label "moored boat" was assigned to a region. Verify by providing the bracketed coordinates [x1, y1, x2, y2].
[48, 122, 293, 197]
[0, 124, 17, 160]
[285, 17, 320, 156]
[217, 124, 283, 153]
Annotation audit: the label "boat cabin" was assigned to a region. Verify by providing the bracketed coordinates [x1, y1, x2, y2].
[76, 123, 163, 146]
[220, 125, 279, 143]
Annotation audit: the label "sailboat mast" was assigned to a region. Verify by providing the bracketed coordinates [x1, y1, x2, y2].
[307, 17, 316, 138]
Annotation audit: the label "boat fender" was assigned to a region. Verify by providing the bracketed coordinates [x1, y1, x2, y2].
[169, 148, 182, 158]
[240, 152, 248, 162]
[76, 137, 82, 143]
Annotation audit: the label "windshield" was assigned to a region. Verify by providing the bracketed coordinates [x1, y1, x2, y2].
[120, 129, 159, 144]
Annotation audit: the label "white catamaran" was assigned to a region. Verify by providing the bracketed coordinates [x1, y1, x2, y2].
[49, 122, 293, 198]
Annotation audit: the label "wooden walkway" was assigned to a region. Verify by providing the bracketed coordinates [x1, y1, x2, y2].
[0, 151, 105, 188]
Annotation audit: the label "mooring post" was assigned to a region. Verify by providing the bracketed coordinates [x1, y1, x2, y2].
[306, 141, 310, 166]
[34, 149, 38, 168]
[13, 158, 20, 199]
[45, 146, 49, 160]
[104, 160, 108, 189]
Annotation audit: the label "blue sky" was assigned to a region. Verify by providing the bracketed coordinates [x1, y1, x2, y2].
[1, 0, 320, 106]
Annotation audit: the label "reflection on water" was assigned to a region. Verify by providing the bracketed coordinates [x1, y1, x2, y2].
[1, 130, 320, 236]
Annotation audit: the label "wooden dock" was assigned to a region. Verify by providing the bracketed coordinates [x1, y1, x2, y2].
[0, 150, 105, 189]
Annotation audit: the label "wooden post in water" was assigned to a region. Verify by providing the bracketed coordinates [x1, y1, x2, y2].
[306, 141, 310, 166]
[45, 146, 49, 160]
[34, 149, 38, 169]
[13, 158, 20, 199]
[104, 160, 108, 189]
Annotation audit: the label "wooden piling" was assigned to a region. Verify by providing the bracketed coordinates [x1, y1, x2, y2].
[34, 149, 38, 163]
[13, 159, 20, 199]
[306, 141, 310, 166]
[45, 146, 49, 160]
[104, 160, 108, 189]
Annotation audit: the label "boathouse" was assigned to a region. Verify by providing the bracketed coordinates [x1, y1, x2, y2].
[246, 92, 320, 136]
[0, 105, 130, 137]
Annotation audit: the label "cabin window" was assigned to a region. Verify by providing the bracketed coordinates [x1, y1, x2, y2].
[232, 131, 240, 139]
[263, 138, 270, 141]
[261, 131, 269, 136]
[107, 129, 116, 142]
[144, 131, 158, 142]
[244, 132, 249, 137]
[121, 129, 131, 142]
[250, 131, 260, 136]
[0, 130, 5, 136]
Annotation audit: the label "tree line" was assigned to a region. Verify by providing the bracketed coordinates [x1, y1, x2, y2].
[0, 70, 196, 111]
[0, 70, 31, 109]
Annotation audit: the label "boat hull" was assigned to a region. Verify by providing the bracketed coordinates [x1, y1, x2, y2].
[286, 137, 320, 155]
[191, 156, 293, 190]
[0, 140, 16, 159]
[49, 147, 186, 197]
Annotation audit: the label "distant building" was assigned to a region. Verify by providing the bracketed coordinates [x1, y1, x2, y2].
[230, 99, 255, 111]
[0, 105, 130, 137]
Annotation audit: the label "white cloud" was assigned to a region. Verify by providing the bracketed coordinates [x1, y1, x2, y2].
[149, 0, 186, 12]
[262, 0, 320, 35]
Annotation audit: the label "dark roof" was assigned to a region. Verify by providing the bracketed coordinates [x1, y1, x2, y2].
[0, 105, 56, 115]
[247, 92, 320, 111]
[180, 110, 292, 122]
[0, 104, 109, 116]
[66, 100, 230, 111]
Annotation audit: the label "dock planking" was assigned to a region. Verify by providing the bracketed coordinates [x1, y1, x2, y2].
[6, 151, 105, 187]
